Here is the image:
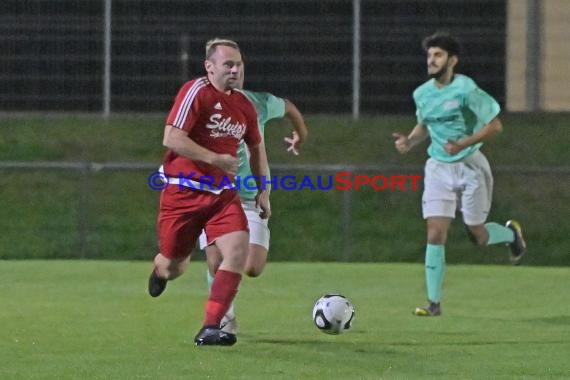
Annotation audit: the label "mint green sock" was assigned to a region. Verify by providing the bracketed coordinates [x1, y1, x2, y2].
[485, 222, 515, 245]
[425, 244, 445, 303]
[207, 269, 214, 291]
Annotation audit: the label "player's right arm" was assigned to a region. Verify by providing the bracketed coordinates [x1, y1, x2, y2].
[393, 123, 428, 154]
[394, 88, 429, 154]
[163, 125, 237, 175]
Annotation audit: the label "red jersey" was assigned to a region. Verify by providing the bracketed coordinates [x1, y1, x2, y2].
[163, 77, 261, 186]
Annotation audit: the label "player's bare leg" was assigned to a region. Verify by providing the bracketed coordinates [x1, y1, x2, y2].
[216, 231, 248, 272]
[465, 224, 488, 246]
[244, 243, 268, 277]
[426, 217, 452, 245]
[148, 253, 190, 297]
[206, 244, 223, 276]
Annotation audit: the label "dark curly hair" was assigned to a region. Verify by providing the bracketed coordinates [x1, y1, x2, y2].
[422, 32, 461, 57]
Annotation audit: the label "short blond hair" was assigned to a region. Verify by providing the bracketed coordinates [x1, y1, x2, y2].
[205, 38, 240, 60]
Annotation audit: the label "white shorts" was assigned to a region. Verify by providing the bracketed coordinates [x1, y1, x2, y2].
[422, 150, 493, 225]
[199, 200, 270, 250]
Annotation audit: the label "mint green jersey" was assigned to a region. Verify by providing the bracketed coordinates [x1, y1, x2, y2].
[237, 90, 286, 200]
[413, 74, 500, 162]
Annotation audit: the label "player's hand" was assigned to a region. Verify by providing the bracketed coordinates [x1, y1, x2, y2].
[284, 131, 301, 156]
[444, 139, 465, 155]
[213, 154, 238, 176]
[255, 190, 271, 219]
[393, 133, 411, 154]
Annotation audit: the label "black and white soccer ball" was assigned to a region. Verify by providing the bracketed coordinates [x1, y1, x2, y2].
[312, 294, 355, 335]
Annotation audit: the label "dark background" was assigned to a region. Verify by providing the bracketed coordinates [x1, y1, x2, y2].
[0, 0, 505, 113]
[0, 0, 506, 114]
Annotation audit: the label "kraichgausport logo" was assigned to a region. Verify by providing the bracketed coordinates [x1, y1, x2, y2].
[147, 171, 422, 192]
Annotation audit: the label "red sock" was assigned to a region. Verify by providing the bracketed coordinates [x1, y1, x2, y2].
[203, 270, 241, 327]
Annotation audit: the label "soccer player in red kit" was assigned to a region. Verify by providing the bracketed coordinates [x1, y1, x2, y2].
[148, 38, 271, 346]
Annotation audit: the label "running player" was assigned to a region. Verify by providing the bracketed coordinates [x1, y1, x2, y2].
[393, 32, 527, 316]
[148, 38, 270, 346]
[200, 70, 308, 333]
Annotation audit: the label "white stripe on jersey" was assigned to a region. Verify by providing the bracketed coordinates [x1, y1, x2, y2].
[173, 77, 208, 129]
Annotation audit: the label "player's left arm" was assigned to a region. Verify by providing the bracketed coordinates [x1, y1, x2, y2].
[445, 87, 502, 155]
[445, 117, 502, 155]
[248, 140, 271, 219]
[282, 99, 308, 156]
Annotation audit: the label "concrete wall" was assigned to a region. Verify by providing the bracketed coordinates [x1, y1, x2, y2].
[507, 0, 570, 111]
[542, 0, 570, 111]
[506, 0, 527, 111]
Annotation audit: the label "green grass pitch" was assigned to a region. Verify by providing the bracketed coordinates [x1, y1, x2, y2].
[1, 261, 569, 379]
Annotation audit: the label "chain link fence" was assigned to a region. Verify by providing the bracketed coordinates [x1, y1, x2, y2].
[0, 0, 506, 115]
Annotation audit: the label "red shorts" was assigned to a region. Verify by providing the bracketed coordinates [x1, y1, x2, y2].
[157, 185, 248, 260]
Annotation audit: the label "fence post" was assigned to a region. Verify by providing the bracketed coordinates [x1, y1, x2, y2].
[102, 0, 112, 118]
[352, 0, 361, 120]
[526, 0, 541, 111]
[341, 170, 353, 262]
[180, 34, 190, 82]
[78, 163, 90, 258]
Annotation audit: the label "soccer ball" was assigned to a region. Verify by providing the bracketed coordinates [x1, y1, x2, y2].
[312, 294, 355, 335]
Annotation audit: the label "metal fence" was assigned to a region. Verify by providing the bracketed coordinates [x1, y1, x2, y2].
[0, 0, 506, 116]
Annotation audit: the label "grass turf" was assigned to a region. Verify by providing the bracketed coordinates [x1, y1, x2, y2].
[1, 261, 569, 379]
[1, 113, 569, 165]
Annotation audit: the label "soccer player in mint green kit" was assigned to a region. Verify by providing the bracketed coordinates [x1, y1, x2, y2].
[393, 32, 527, 317]
[199, 69, 308, 332]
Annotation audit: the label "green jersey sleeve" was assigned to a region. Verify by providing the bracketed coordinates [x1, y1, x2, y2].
[465, 87, 501, 128]
[242, 90, 286, 131]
